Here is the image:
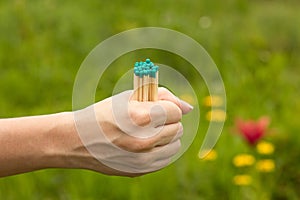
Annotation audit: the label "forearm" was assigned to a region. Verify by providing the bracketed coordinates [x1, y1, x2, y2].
[0, 109, 145, 178]
[0, 112, 75, 177]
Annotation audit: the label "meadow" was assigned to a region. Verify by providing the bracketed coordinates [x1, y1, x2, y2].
[0, 0, 300, 199]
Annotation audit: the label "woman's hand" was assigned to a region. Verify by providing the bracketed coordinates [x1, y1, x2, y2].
[66, 88, 193, 176]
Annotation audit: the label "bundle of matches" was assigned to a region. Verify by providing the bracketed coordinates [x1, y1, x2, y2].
[133, 58, 159, 102]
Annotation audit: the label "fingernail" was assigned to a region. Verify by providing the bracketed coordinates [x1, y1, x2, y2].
[180, 100, 194, 114]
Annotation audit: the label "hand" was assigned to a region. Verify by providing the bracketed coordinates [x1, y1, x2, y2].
[65, 88, 193, 177]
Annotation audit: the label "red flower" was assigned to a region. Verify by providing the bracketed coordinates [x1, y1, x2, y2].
[236, 117, 270, 145]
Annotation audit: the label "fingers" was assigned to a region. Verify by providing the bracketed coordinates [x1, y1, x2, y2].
[158, 87, 193, 115]
[152, 139, 181, 160]
[150, 101, 182, 126]
[128, 87, 193, 126]
[151, 122, 183, 147]
[113, 122, 183, 153]
[147, 139, 182, 171]
[82, 88, 191, 176]
[129, 100, 182, 126]
[123, 139, 182, 174]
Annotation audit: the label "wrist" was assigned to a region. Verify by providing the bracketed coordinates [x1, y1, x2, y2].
[44, 111, 103, 171]
[42, 111, 78, 169]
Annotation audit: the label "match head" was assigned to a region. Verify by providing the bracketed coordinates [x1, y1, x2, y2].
[133, 58, 159, 77]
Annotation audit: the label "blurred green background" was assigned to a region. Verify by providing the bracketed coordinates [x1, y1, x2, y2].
[1, 0, 300, 199]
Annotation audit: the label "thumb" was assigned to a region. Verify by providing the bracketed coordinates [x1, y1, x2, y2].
[158, 87, 194, 115]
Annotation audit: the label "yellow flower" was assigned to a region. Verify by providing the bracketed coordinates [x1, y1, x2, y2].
[179, 94, 196, 106]
[233, 175, 252, 186]
[203, 95, 223, 107]
[256, 141, 275, 155]
[256, 159, 275, 172]
[199, 149, 217, 161]
[233, 154, 255, 167]
[206, 109, 226, 122]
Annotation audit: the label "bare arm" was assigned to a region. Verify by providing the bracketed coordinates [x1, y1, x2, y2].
[0, 112, 76, 177]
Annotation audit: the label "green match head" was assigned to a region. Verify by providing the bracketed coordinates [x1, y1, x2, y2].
[134, 59, 158, 77]
[149, 69, 156, 78]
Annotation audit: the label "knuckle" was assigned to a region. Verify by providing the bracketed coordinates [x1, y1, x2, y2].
[168, 140, 181, 155]
[129, 107, 151, 126]
[158, 87, 168, 94]
[177, 122, 183, 133]
[169, 102, 182, 121]
[173, 140, 181, 153]
[133, 154, 154, 169]
[130, 139, 153, 152]
[176, 106, 183, 120]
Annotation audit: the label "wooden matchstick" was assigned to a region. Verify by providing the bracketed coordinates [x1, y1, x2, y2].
[133, 74, 138, 100]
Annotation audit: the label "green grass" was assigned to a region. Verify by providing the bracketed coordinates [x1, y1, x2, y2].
[1, 0, 300, 199]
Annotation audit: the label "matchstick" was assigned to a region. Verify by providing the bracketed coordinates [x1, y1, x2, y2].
[133, 75, 138, 101]
[142, 70, 146, 102]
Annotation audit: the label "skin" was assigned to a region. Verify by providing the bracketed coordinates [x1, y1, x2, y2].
[0, 88, 193, 178]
